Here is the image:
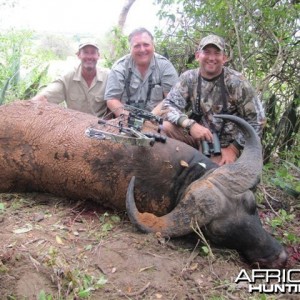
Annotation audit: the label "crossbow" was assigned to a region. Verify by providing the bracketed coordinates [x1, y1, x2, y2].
[85, 105, 167, 147]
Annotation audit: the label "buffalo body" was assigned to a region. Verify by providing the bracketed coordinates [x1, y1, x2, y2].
[0, 99, 287, 268]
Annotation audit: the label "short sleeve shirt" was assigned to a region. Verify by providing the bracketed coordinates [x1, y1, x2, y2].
[104, 53, 178, 111]
[41, 64, 110, 117]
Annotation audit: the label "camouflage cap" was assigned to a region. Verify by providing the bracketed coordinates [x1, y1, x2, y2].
[198, 35, 225, 51]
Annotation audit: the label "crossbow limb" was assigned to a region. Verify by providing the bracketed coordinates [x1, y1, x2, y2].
[85, 127, 156, 147]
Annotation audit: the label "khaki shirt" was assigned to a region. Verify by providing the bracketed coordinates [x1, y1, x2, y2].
[41, 64, 110, 117]
[104, 53, 178, 111]
[162, 66, 266, 148]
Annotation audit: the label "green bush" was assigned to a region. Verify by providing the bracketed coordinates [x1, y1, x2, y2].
[0, 29, 55, 104]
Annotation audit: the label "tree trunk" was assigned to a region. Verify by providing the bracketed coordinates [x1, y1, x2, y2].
[108, 0, 136, 59]
[118, 0, 136, 31]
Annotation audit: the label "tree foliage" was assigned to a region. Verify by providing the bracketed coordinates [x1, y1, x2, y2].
[0, 29, 54, 104]
[154, 0, 299, 162]
[102, 27, 130, 68]
[39, 34, 74, 60]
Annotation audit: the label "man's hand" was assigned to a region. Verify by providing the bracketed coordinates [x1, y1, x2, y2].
[189, 122, 213, 142]
[31, 95, 48, 102]
[218, 144, 239, 165]
[107, 99, 128, 117]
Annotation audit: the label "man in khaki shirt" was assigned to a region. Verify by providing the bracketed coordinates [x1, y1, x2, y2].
[32, 42, 110, 117]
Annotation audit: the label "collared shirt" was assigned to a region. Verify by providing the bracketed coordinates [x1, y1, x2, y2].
[162, 66, 266, 147]
[104, 53, 178, 111]
[41, 64, 110, 117]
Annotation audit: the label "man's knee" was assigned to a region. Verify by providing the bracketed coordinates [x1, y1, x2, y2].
[161, 121, 196, 147]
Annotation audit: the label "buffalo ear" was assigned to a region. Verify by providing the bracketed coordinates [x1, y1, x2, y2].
[241, 191, 257, 215]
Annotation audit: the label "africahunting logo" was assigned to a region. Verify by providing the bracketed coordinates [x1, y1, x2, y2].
[235, 269, 300, 293]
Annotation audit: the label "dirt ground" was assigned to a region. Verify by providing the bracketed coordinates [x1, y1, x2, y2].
[0, 186, 299, 300]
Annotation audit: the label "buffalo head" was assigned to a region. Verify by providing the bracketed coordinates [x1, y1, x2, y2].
[126, 115, 287, 268]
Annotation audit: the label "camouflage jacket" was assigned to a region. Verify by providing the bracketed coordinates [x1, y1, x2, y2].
[162, 66, 266, 148]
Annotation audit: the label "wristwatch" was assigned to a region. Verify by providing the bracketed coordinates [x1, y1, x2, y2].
[184, 119, 196, 134]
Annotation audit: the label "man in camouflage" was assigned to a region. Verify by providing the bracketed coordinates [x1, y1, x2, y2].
[160, 34, 266, 165]
[104, 27, 178, 116]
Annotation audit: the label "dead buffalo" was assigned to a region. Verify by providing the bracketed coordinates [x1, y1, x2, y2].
[0, 99, 287, 268]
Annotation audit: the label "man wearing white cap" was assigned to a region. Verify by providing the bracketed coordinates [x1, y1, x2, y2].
[32, 42, 109, 117]
[159, 34, 266, 165]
